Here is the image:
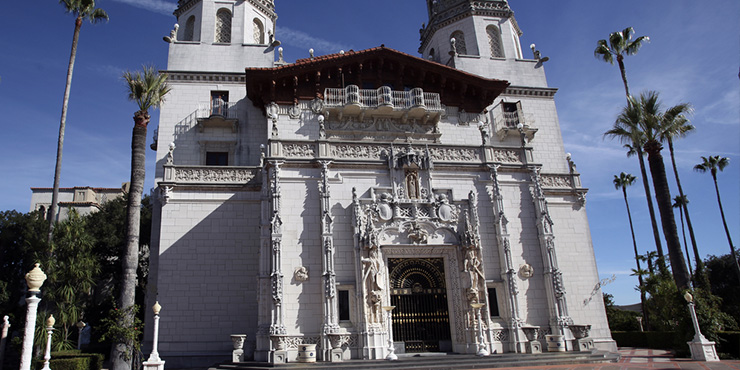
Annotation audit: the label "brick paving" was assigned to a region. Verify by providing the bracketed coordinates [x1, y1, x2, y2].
[473, 348, 740, 370]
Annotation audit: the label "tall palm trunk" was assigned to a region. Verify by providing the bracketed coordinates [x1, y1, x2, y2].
[617, 56, 630, 99]
[667, 138, 707, 288]
[710, 171, 740, 283]
[644, 140, 690, 290]
[111, 110, 149, 370]
[634, 146, 668, 274]
[621, 186, 649, 328]
[48, 16, 83, 244]
[675, 202, 693, 282]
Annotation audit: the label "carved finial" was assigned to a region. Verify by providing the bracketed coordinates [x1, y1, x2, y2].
[309, 48, 315, 58]
[278, 47, 284, 62]
[450, 38, 458, 56]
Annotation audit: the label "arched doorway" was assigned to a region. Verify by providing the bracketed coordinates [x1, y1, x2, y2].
[388, 258, 452, 352]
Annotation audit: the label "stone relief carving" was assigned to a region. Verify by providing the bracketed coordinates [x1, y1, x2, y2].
[493, 149, 520, 163]
[540, 175, 572, 188]
[405, 221, 429, 244]
[331, 144, 389, 160]
[428, 147, 479, 162]
[294, 266, 308, 282]
[283, 143, 315, 158]
[519, 264, 534, 279]
[174, 168, 257, 183]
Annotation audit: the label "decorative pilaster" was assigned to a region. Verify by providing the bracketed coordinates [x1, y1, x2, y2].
[460, 192, 490, 354]
[319, 161, 341, 360]
[268, 161, 286, 337]
[488, 165, 526, 352]
[529, 168, 571, 337]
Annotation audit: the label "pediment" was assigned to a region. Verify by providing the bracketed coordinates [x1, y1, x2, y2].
[245, 46, 509, 113]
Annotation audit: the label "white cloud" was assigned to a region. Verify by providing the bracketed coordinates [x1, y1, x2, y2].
[277, 26, 353, 55]
[109, 0, 176, 16]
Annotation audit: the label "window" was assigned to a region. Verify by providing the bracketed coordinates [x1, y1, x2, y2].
[429, 48, 435, 61]
[503, 102, 521, 128]
[211, 91, 229, 116]
[184, 16, 195, 41]
[338, 290, 350, 321]
[487, 25, 504, 58]
[487, 288, 500, 317]
[253, 18, 264, 44]
[215, 8, 232, 43]
[450, 31, 467, 55]
[206, 152, 229, 166]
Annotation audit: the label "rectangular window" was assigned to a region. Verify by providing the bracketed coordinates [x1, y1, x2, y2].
[206, 152, 228, 166]
[487, 288, 500, 317]
[503, 102, 520, 128]
[338, 290, 350, 321]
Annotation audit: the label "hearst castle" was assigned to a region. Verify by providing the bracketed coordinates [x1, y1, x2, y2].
[145, 0, 616, 366]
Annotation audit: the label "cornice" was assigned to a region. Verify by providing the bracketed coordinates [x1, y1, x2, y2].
[174, 0, 201, 17]
[502, 86, 558, 98]
[419, 1, 513, 53]
[164, 71, 246, 84]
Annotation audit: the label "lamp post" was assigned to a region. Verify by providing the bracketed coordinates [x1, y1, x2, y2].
[382, 306, 397, 361]
[76, 321, 86, 350]
[20, 263, 46, 370]
[40, 315, 55, 370]
[143, 301, 165, 370]
[470, 303, 489, 356]
[683, 292, 719, 361]
[0, 315, 10, 370]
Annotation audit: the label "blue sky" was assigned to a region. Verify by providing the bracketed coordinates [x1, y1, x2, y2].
[0, 0, 738, 306]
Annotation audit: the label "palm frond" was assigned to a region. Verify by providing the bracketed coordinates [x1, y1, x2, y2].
[123, 65, 171, 112]
[594, 40, 614, 64]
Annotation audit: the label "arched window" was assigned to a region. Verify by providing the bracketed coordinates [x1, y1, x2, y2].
[487, 25, 504, 58]
[253, 18, 265, 44]
[450, 31, 467, 55]
[429, 48, 435, 61]
[184, 15, 195, 41]
[215, 8, 232, 43]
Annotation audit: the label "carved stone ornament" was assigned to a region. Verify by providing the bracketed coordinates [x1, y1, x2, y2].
[25, 263, 47, 292]
[310, 97, 324, 114]
[231, 334, 247, 350]
[294, 266, 309, 282]
[405, 221, 429, 244]
[569, 324, 591, 339]
[376, 193, 393, 221]
[289, 103, 301, 119]
[519, 263, 534, 279]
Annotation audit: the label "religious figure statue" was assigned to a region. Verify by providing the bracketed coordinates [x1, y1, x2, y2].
[463, 247, 484, 295]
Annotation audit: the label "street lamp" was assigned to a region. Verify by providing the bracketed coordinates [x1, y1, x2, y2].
[76, 321, 86, 350]
[20, 263, 46, 370]
[382, 306, 397, 361]
[470, 303, 489, 356]
[41, 315, 55, 370]
[683, 292, 719, 361]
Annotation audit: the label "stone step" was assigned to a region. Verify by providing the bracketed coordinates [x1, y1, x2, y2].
[208, 350, 619, 370]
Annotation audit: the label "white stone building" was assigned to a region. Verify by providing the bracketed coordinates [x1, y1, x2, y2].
[29, 186, 125, 222]
[146, 0, 615, 367]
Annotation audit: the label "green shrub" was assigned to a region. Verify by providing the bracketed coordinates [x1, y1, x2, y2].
[32, 352, 104, 370]
[611, 331, 678, 349]
[718, 331, 740, 359]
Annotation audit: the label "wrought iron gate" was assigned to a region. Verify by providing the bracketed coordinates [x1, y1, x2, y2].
[388, 258, 451, 353]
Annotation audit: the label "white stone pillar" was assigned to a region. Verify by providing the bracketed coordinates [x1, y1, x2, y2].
[382, 306, 397, 361]
[20, 263, 46, 370]
[0, 315, 10, 370]
[143, 301, 165, 370]
[40, 315, 55, 370]
[471, 303, 489, 356]
[684, 293, 719, 362]
[76, 321, 86, 350]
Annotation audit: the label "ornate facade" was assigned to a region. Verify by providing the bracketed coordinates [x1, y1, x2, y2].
[146, 0, 615, 367]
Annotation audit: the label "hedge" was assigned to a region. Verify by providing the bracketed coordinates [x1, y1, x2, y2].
[611, 331, 740, 359]
[33, 351, 104, 370]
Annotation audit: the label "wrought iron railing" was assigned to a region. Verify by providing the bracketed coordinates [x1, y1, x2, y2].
[196, 101, 239, 120]
[324, 85, 443, 111]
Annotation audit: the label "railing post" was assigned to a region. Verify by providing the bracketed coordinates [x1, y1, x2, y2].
[143, 301, 165, 370]
[0, 315, 9, 370]
[40, 315, 55, 370]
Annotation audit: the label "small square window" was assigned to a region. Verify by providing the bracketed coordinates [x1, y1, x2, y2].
[206, 152, 228, 166]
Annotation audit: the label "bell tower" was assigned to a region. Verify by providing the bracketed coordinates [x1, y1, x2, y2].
[166, 0, 278, 72]
[419, 0, 524, 71]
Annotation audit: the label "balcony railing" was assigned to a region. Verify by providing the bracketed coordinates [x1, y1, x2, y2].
[196, 101, 239, 120]
[324, 85, 443, 112]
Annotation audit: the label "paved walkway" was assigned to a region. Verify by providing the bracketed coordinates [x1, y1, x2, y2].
[474, 348, 740, 370]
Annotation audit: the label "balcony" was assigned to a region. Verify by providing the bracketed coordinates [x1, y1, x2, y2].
[324, 85, 443, 123]
[196, 101, 239, 132]
[494, 109, 537, 141]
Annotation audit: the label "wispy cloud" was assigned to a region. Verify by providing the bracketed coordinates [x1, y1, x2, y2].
[277, 26, 353, 55]
[88, 64, 125, 79]
[109, 0, 176, 16]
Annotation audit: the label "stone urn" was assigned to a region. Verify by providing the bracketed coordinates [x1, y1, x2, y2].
[25, 263, 47, 292]
[230, 334, 246, 350]
[270, 335, 287, 351]
[569, 324, 591, 339]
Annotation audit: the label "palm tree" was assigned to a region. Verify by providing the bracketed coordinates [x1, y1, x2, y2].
[594, 27, 650, 101]
[111, 66, 170, 370]
[614, 172, 649, 328]
[48, 0, 108, 243]
[694, 155, 740, 284]
[662, 112, 709, 289]
[629, 91, 691, 291]
[672, 195, 693, 282]
[606, 115, 668, 275]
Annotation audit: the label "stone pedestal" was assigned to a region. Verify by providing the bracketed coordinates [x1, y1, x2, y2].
[230, 334, 247, 362]
[142, 360, 165, 370]
[688, 339, 719, 361]
[576, 338, 594, 352]
[269, 350, 287, 364]
[569, 325, 593, 352]
[329, 348, 343, 362]
[526, 340, 542, 354]
[327, 333, 346, 363]
[545, 335, 565, 352]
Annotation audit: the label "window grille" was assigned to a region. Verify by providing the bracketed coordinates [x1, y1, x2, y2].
[450, 31, 467, 55]
[215, 9, 232, 43]
[253, 18, 264, 44]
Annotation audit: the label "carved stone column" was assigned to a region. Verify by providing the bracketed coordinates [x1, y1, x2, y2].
[529, 168, 571, 340]
[488, 165, 526, 353]
[460, 191, 490, 355]
[319, 161, 341, 361]
[267, 161, 287, 363]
